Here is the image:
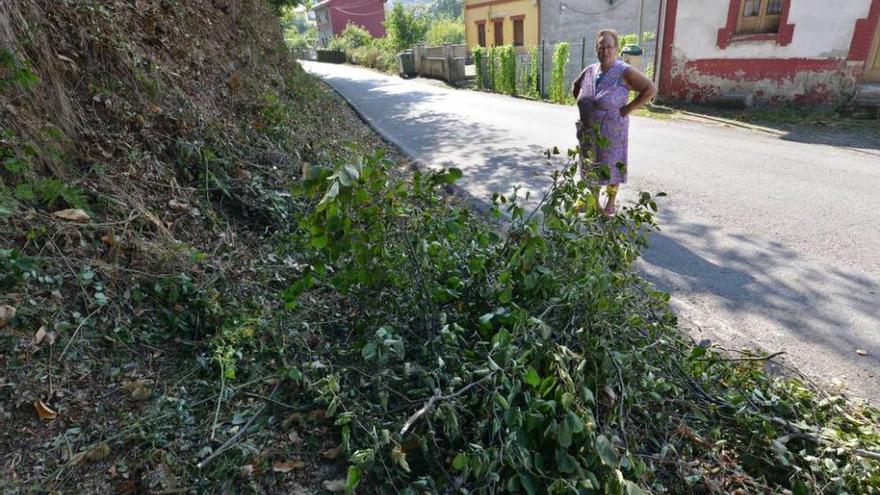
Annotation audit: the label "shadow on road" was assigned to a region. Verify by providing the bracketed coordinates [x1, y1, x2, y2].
[314, 64, 880, 400]
[319, 70, 569, 204]
[641, 207, 879, 397]
[675, 104, 880, 152]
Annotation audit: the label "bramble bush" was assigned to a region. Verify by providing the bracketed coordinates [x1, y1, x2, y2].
[498, 45, 517, 96]
[550, 42, 569, 104]
[472, 46, 486, 90]
[529, 45, 540, 97]
[487, 46, 497, 92]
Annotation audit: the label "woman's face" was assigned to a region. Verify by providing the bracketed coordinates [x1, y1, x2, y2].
[596, 34, 618, 65]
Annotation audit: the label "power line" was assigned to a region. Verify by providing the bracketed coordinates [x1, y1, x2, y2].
[330, 0, 384, 10]
[561, 0, 631, 16]
[332, 6, 385, 15]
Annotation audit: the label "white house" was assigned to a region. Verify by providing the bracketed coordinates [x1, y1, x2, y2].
[655, 0, 880, 105]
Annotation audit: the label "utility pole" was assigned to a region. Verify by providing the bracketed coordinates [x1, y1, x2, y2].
[637, 0, 645, 45]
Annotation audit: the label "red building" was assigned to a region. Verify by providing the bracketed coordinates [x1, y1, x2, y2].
[655, 0, 880, 106]
[313, 0, 386, 47]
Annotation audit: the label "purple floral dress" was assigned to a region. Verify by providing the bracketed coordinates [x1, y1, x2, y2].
[573, 59, 630, 185]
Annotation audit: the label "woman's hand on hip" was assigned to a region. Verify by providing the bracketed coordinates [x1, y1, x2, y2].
[619, 105, 631, 117]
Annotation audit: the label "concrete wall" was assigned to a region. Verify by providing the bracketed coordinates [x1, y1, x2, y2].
[464, 0, 540, 51]
[414, 44, 468, 82]
[659, 0, 879, 104]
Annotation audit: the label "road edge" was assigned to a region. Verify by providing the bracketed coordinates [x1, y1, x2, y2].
[305, 62, 502, 221]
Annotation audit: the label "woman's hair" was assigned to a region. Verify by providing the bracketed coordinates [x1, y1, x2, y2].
[595, 28, 620, 47]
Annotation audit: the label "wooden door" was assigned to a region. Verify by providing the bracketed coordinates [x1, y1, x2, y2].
[493, 20, 503, 46]
[866, 19, 880, 82]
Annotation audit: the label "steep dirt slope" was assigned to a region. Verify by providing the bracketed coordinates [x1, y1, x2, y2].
[1, 0, 394, 492]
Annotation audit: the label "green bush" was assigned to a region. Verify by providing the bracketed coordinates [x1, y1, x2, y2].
[328, 23, 375, 54]
[498, 45, 516, 96]
[326, 36, 348, 52]
[528, 45, 539, 97]
[549, 42, 569, 103]
[350, 44, 398, 73]
[619, 31, 656, 49]
[486, 46, 497, 92]
[472, 46, 485, 90]
[425, 17, 465, 45]
[283, 147, 880, 494]
[340, 23, 374, 49]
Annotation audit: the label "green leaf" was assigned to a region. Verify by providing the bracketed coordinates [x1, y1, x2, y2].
[3, 157, 25, 174]
[557, 418, 572, 448]
[624, 480, 646, 495]
[524, 367, 541, 388]
[337, 170, 352, 187]
[311, 235, 328, 249]
[566, 411, 584, 434]
[452, 453, 468, 470]
[361, 342, 377, 361]
[288, 367, 303, 382]
[447, 167, 462, 181]
[492, 330, 511, 347]
[13, 183, 34, 201]
[582, 386, 596, 405]
[318, 181, 340, 207]
[343, 164, 360, 181]
[555, 448, 578, 473]
[498, 287, 512, 303]
[596, 434, 618, 467]
[478, 313, 494, 328]
[519, 472, 538, 495]
[792, 480, 809, 495]
[345, 465, 362, 494]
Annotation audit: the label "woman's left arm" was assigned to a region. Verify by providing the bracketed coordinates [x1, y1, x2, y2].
[620, 67, 658, 117]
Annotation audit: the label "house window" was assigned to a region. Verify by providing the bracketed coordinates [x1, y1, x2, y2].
[477, 23, 486, 47]
[737, 0, 782, 34]
[493, 19, 503, 46]
[513, 18, 524, 47]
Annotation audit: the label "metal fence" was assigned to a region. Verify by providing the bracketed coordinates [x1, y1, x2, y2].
[543, 38, 654, 97]
[476, 38, 656, 98]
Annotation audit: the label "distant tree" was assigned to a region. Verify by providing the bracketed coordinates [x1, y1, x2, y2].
[385, 1, 428, 51]
[339, 23, 375, 49]
[266, 0, 305, 14]
[286, 27, 318, 50]
[428, 0, 462, 20]
[280, 5, 313, 34]
[425, 18, 464, 45]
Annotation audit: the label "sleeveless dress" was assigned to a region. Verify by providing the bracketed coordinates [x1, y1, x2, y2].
[573, 59, 630, 185]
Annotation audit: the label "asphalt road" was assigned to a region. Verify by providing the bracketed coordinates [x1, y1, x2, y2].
[302, 61, 880, 402]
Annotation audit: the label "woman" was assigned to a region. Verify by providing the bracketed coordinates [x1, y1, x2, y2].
[572, 29, 657, 216]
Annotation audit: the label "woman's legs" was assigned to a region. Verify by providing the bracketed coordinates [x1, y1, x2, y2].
[604, 185, 619, 215]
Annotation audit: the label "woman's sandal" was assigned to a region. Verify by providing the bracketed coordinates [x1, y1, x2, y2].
[602, 204, 617, 217]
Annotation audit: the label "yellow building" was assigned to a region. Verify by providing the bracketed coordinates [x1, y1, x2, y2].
[464, 0, 539, 52]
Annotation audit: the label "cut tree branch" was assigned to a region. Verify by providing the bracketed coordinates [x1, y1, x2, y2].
[400, 372, 496, 437]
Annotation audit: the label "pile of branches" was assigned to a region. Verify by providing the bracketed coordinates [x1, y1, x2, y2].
[278, 149, 880, 493]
